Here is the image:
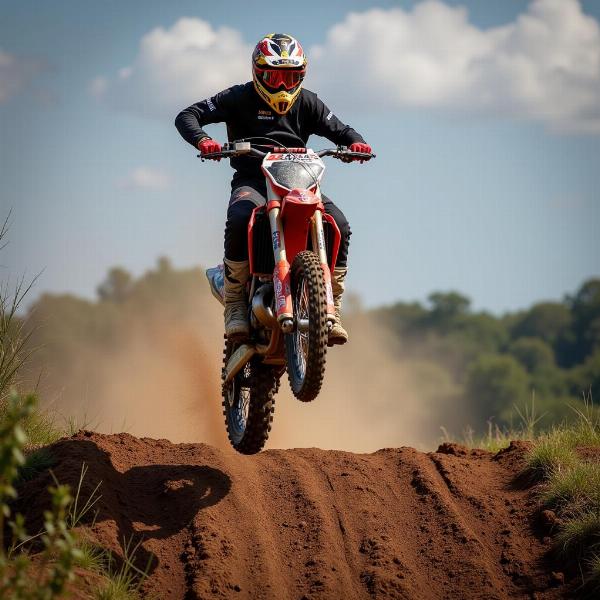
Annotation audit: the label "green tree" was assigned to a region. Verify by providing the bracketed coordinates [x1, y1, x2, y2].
[567, 279, 600, 365]
[510, 337, 555, 373]
[511, 302, 572, 348]
[428, 292, 470, 324]
[466, 354, 530, 424]
[97, 267, 133, 303]
[568, 350, 600, 398]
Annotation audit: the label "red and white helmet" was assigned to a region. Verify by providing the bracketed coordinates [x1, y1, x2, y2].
[252, 33, 307, 115]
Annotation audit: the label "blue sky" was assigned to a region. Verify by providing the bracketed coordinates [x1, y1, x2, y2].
[1, 0, 599, 312]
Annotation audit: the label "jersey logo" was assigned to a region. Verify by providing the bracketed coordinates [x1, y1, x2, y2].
[206, 98, 216, 111]
[258, 109, 274, 120]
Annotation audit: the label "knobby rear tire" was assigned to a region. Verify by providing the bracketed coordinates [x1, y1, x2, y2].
[285, 250, 328, 402]
[222, 340, 280, 454]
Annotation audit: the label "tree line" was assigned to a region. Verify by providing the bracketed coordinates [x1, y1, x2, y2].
[372, 279, 600, 430]
[14, 258, 600, 436]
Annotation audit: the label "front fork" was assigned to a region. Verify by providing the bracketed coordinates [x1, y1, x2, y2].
[268, 204, 293, 332]
[268, 203, 336, 333]
[310, 210, 336, 326]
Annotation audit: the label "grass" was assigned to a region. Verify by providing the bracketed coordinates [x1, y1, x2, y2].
[541, 462, 600, 510]
[445, 420, 529, 453]
[1, 217, 148, 598]
[67, 462, 103, 529]
[447, 394, 600, 593]
[72, 534, 150, 600]
[74, 538, 107, 572]
[91, 537, 151, 600]
[555, 511, 600, 556]
[441, 396, 544, 453]
[588, 554, 600, 587]
[521, 396, 600, 593]
[17, 447, 57, 483]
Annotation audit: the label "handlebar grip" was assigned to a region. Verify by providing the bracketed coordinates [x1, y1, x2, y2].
[197, 151, 230, 160]
[348, 152, 375, 159]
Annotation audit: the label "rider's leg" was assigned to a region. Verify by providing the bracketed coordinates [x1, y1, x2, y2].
[322, 196, 351, 345]
[223, 186, 266, 340]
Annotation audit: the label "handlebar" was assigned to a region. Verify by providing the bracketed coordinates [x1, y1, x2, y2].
[198, 141, 376, 162]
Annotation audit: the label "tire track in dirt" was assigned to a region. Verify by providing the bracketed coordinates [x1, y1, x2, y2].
[17, 433, 566, 599]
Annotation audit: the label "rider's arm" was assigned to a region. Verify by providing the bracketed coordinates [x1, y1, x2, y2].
[305, 91, 366, 147]
[174, 85, 239, 148]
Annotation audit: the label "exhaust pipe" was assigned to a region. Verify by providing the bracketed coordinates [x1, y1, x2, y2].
[252, 284, 278, 328]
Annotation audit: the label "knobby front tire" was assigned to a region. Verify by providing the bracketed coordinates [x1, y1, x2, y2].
[285, 250, 328, 402]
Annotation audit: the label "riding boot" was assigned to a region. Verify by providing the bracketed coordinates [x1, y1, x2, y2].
[223, 258, 250, 341]
[328, 266, 349, 346]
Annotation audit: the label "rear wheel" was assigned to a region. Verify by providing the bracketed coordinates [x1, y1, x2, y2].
[285, 251, 328, 402]
[222, 341, 279, 454]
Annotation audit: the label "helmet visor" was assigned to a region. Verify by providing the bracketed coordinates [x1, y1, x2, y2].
[257, 68, 305, 91]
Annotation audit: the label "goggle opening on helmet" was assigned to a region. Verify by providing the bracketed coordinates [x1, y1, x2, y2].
[256, 68, 305, 91]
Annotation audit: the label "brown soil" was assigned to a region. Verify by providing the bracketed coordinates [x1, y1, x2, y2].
[17, 433, 571, 599]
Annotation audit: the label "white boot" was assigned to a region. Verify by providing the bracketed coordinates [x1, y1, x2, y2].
[223, 258, 250, 341]
[329, 267, 349, 346]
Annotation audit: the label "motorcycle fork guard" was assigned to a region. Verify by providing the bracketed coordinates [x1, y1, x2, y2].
[268, 202, 293, 322]
[310, 210, 336, 321]
[223, 343, 257, 386]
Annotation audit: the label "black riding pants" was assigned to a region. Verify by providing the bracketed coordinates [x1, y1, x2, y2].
[224, 181, 351, 268]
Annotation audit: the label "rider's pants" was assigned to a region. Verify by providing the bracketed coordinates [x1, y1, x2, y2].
[224, 180, 351, 267]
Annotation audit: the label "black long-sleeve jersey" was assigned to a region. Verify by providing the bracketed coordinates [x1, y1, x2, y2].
[175, 82, 365, 188]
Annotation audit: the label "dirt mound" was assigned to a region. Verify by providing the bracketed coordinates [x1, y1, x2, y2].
[18, 432, 568, 599]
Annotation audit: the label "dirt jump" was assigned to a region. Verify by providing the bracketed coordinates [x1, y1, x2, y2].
[18, 432, 569, 599]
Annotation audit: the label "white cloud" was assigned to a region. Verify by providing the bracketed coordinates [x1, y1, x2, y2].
[93, 1, 600, 133]
[92, 18, 251, 117]
[309, 0, 600, 133]
[0, 48, 45, 104]
[118, 167, 170, 191]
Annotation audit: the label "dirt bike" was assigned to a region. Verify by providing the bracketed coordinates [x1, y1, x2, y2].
[202, 141, 374, 454]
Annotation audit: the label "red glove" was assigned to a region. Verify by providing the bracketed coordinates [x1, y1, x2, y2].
[198, 138, 222, 160]
[348, 142, 372, 163]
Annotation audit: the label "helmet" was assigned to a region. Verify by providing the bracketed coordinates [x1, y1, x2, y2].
[252, 33, 307, 115]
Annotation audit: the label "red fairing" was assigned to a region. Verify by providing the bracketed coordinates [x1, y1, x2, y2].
[280, 189, 322, 267]
[322, 213, 341, 271]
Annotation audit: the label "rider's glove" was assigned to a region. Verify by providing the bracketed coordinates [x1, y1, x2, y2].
[348, 142, 372, 163]
[198, 138, 222, 161]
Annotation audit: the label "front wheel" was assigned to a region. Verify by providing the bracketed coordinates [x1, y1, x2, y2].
[285, 251, 328, 402]
[222, 341, 280, 454]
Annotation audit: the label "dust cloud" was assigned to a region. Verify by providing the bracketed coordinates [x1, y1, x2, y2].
[32, 284, 228, 448]
[270, 311, 460, 452]
[32, 280, 463, 452]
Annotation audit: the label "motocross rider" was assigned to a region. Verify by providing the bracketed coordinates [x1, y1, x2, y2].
[175, 33, 372, 345]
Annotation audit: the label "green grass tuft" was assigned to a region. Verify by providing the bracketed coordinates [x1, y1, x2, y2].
[94, 572, 140, 600]
[526, 437, 579, 479]
[555, 510, 600, 556]
[17, 447, 56, 483]
[541, 462, 600, 510]
[587, 553, 600, 587]
[520, 396, 600, 593]
[74, 537, 108, 573]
